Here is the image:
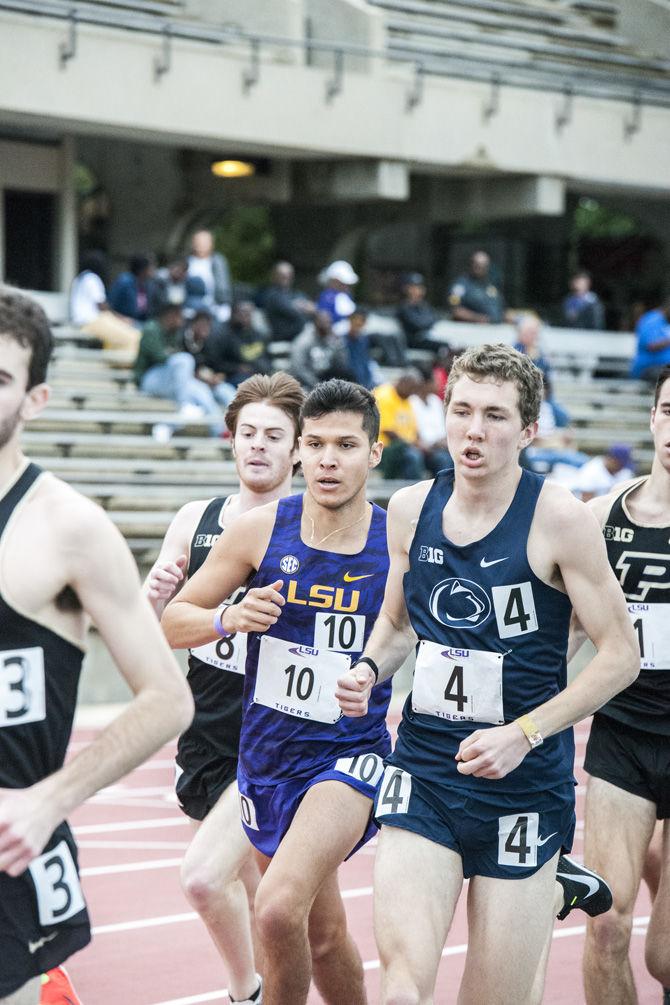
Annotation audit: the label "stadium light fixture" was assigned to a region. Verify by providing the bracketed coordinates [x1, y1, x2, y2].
[211, 159, 255, 178]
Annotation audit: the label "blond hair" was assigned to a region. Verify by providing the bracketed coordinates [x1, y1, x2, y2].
[444, 343, 543, 429]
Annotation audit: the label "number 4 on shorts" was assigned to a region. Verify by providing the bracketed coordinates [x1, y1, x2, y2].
[376, 766, 412, 817]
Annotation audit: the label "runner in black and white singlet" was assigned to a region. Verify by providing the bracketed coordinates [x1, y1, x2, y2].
[0, 286, 191, 1005]
[578, 364, 670, 1004]
[162, 381, 389, 1005]
[339, 345, 638, 1005]
[145, 373, 303, 1005]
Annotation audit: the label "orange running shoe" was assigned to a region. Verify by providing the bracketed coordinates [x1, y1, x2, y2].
[40, 967, 83, 1005]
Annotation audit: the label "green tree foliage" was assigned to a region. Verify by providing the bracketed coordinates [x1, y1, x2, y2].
[213, 206, 276, 285]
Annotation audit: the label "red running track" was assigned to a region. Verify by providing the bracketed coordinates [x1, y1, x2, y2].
[63, 719, 658, 1004]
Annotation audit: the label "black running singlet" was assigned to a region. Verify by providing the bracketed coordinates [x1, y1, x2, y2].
[598, 478, 670, 734]
[0, 463, 84, 788]
[178, 497, 246, 759]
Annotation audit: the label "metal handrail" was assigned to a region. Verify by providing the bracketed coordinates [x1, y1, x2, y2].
[2, 0, 669, 108]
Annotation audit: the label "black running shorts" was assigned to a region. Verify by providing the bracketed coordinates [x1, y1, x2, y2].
[0, 821, 91, 997]
[175, 740, 238, 821]
[585, 714, 670, 819]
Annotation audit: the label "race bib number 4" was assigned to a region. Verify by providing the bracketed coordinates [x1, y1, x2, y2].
[190, 631, 247, 675]
[0, 647, 46, 727]
[412, 640, 504, 725]
[254, 635, 350, 723]
[628, 604, 670, 670]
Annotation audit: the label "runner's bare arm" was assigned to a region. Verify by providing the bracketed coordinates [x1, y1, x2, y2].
[567, 492, 618, 660]
[143, 499, 206, 617]
[161, 504, 282, 649]
[457, 492, 638, 779]
[337, 484, 426, 717]
[0, 496, 194, 875]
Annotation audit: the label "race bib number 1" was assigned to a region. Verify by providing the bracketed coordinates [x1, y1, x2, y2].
[412, 640, 504, 724]
[0, 647, 46, 727]
[628, 604, 670, 670]
[254, 635, 350, 723]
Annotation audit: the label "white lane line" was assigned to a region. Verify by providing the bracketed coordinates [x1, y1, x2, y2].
[92, 885, 373, 935]
[82, 857, 182, 877]
[78, 840, 189, 851]
[91, 786, 175, 799]
[74, 816, 187, 835]
[148, 916, 652, 1005]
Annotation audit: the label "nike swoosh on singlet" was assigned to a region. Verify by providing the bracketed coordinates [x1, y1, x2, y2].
[537, 832, 558, 846]
[343, 572, 374, 582]
[28, 931, 58, 954]
[555, 871, 601, 899]
[480, 556, 508, 568]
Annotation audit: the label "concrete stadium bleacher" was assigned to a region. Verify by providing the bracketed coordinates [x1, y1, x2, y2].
[32, 321, 655, 567]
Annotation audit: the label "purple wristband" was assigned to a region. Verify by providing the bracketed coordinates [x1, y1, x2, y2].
[213, 605, 232, 638]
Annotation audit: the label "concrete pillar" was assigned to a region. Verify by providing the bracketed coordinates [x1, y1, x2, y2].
[58, 135, 77, 292]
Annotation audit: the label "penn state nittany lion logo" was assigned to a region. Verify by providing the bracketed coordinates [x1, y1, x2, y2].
[429, 578, 492, 628]
[280, 554, 300, 575]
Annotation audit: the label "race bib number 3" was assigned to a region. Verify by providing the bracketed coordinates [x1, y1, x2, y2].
[0, 647, 46, 727]
[628, 603, 670, 670]
[412, 640, 504, 725]
[254, 635, 350, 723]
[28, 840, 86, 926]
[190, 631, 247, 675]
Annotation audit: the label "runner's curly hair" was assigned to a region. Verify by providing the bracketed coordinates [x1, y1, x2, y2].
[444, 343, 543, 429]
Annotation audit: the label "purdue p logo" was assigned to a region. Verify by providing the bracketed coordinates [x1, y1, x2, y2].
[615, 551, 670, 601]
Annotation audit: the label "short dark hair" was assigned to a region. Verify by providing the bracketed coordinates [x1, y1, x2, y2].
[129, 254, 151, 276]
[0, 288, 53, 388]
[654, 364, 670, 406]
[300, 378, 380, 443]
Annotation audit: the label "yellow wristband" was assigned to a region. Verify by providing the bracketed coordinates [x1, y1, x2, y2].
[515, 714, 543, 749]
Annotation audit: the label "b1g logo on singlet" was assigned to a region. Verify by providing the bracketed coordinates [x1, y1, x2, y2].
[604, 524, 634, 543]
[429, 578, 538, 637]
[193, 533, 220, 549]
[615, 551, 670, 601]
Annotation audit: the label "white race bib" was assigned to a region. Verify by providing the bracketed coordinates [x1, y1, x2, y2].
[190, 631, 247, 675]
[412, 639, 504, 724]
[28, 840, 86, 926]
[0, 647, 46, 727]
[628, 603, 670, 670]
[253, 635, 350, 723]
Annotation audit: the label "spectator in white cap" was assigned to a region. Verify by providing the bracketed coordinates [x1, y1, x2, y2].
[317, 260, 359, 333]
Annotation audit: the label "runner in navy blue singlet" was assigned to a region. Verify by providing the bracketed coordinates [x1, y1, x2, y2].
[162, 380, 390, 1005]
[338, 344, 639, 1004]
[576, 365, 670, 1003]
[0, 288, 192, 1004]
[145, 372, 303, 1005]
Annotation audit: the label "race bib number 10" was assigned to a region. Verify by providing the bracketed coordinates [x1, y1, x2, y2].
[254, 635, 350, 723]
[412, 640, 504, 724]
[0, 647, 46, 727]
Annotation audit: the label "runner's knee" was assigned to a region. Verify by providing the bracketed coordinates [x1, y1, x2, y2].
[587, 908, 633, 960]
[645, 932, 670, 986]
[180, 855, 225, 912]
[308, 911, 347, 962]
[255, 883, 305, 944]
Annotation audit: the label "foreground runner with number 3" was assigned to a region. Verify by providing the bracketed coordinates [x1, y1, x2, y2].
[339, 345, 639, 1005]
[162, 380, 391, 1005]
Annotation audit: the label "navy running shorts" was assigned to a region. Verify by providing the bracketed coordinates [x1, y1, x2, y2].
[374, 764, 575, 879]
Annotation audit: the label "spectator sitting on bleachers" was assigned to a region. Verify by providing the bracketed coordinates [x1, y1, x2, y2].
[187, 229, 232, 322]
[568, 444, 635, 502]
[153, 256, 189, 313]
[447, 250, 505, 324]
[561, 270, 605, 330]
[374, 370, 425, 481]
[290, 309, 354, 390]
[513, 314, 552, 376]
[396, 272, 437, 349]
[410, 363, 452, 476]
[201, 300, 272, 388]
[262, 261, 315, 341]
[317, 260, 358, 332]
[343, 308, 378, 390]
[69, 250, 140, 352]
[181, 308, 235, 408]
[134, 301, 225, 437]
[524, 374, 588, 474]
[109, 253, 156, 324]
[630, 297, 670, 383]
